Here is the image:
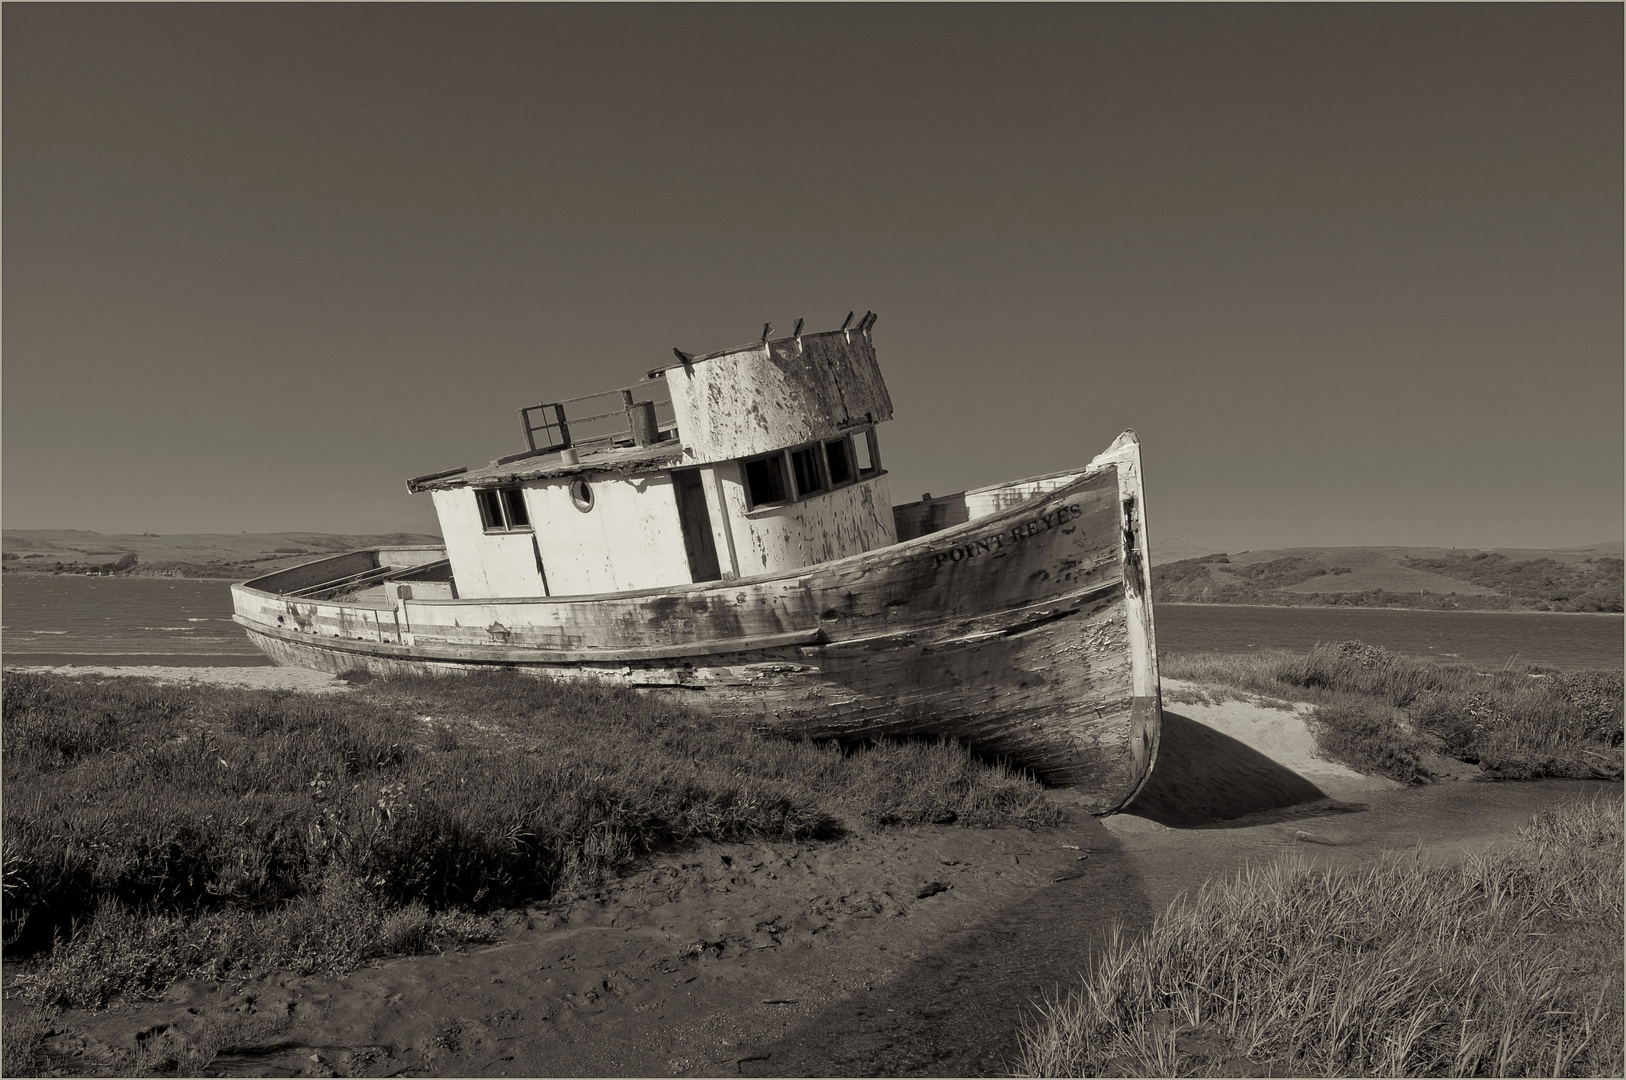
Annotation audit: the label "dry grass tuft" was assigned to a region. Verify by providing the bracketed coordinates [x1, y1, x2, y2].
[1017, 793, 1625, 1077]
[1163, 643, 1622, 783]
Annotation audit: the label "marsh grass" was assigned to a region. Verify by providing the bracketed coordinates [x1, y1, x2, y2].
[17, 871, 502, 1011]
[1163, 642, 1623, 783]
[1017, 793, 1625, 1077]
[1, 669, 1058, 1011]
[0, 1004, 51, 1077]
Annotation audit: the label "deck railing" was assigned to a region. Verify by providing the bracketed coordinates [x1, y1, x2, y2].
[518, 379, 677, 457]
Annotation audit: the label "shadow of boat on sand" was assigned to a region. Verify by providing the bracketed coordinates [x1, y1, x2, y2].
[1126, 710, 1347, 828]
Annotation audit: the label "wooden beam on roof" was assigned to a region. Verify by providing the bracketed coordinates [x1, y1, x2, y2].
[405, 467, 468, 494]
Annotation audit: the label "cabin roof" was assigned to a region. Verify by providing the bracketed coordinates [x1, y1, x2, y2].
[406, 315, 886, 495]
[407, 441, 688, 493]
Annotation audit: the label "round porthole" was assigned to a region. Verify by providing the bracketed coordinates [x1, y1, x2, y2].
[570, 479, 594, 511]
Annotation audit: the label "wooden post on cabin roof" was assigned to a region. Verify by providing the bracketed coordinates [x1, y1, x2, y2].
[625, 389, 659, 447]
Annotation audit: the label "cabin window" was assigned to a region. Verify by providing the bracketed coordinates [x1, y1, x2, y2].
[475, 489, 501, 528]
[739, 429, 884, 512]
[501, 487, 530, 527]
[853, 428, 880, 475]
[570, 479, 595, 512]
[790, 445, 827, 498]
[824, 437, 854, 486]
[743, 452, 790, 508]
[476, 486, 532, 532]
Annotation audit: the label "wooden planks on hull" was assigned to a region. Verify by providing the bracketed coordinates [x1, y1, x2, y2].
[242, 585, 1143, 806]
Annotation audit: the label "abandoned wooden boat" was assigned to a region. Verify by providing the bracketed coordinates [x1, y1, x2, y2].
[232, 314, 1162, 810]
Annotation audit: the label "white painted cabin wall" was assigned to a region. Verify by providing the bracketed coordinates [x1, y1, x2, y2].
[700, 465, 741, 579]
[526, 473, 693, 595]
[718, 470, 897, 577]
[430, 489, 547, 599]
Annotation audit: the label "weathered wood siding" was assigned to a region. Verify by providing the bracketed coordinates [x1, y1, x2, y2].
[527, 473, 693, 595]
[375, 547, 451, 570]
[430, 489, 545, 598]
[246, 550, 379, 594]
[894, 469, 1086, 542]
[667, 329, 893, 465]
[712, 469, 897, 576]
[893, 495, 971, 543]
[242, 583, 1140, 804]
[241, 547, 449, 598]
[965, 470, 1087, 519]
[699, 464, 742, 579]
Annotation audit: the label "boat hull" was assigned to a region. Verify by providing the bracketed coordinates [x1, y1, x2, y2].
[233, 435, 1162, 811]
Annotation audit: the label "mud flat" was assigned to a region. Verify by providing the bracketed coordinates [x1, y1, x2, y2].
[4, 665, 353, 694]
[6, 671, 1619, 1078]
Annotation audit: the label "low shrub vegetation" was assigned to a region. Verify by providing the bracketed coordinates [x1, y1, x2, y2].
[1, 670, 1059, 1010]
[1017, 793, 1625, 1077]
[1401, 551, 1624, 613]
[1153, 551, 1624, 612]
[1163, 642, 1623, 783]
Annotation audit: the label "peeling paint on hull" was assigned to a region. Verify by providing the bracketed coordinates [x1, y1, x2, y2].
[234, 434, 1162, 812]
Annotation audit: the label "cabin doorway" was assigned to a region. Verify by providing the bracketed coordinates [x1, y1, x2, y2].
[672, 468, 722, 582]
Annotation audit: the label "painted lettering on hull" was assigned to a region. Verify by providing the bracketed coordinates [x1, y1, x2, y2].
[932, 503, 1084, 567]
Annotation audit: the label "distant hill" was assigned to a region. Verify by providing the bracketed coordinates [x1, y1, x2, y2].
[2, 530, 443, 579]
[7, 528, 1622, 612]
[1152, 543, 1624, 613]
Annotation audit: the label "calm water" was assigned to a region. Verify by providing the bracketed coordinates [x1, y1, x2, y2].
[1, 576, 1621, 671]
[1, 575, 269, 665]
[1156, 602, 1622, 671]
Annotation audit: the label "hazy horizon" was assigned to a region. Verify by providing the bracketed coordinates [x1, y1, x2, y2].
[4, 526, 1621, 564]
[6, 6, 1621, 551]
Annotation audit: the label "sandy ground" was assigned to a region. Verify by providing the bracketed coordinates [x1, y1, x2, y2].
[8, 667, 1618, 1078]
[4, 665, 354, 693]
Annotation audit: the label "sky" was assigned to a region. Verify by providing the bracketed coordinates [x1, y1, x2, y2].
[4, 4, 1621, 551]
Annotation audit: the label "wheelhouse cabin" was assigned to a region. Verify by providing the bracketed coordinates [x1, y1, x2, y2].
[406, 321, 897, 598]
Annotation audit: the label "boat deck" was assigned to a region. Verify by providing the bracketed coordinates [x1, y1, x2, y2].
[320, 585, 397, 610]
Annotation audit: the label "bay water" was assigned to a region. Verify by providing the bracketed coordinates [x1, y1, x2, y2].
[2, 575, 1621, 671]
[1156, 602, 1622, 672]
[2, 575, 268, 665]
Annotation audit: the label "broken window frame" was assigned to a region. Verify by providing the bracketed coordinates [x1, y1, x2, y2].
[854, 427, 881, 476]
[824, 436, 855, 486]
[476, 485, 533, 533]
[742, 451, 792, 509]
[790, 444, 828, 499]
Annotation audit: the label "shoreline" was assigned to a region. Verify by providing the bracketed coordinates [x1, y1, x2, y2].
[2, 663, 349, 692]
[2, 654, 273, 667]
[1160, 601, 1625, 618]
[1, 570, 244, 582]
